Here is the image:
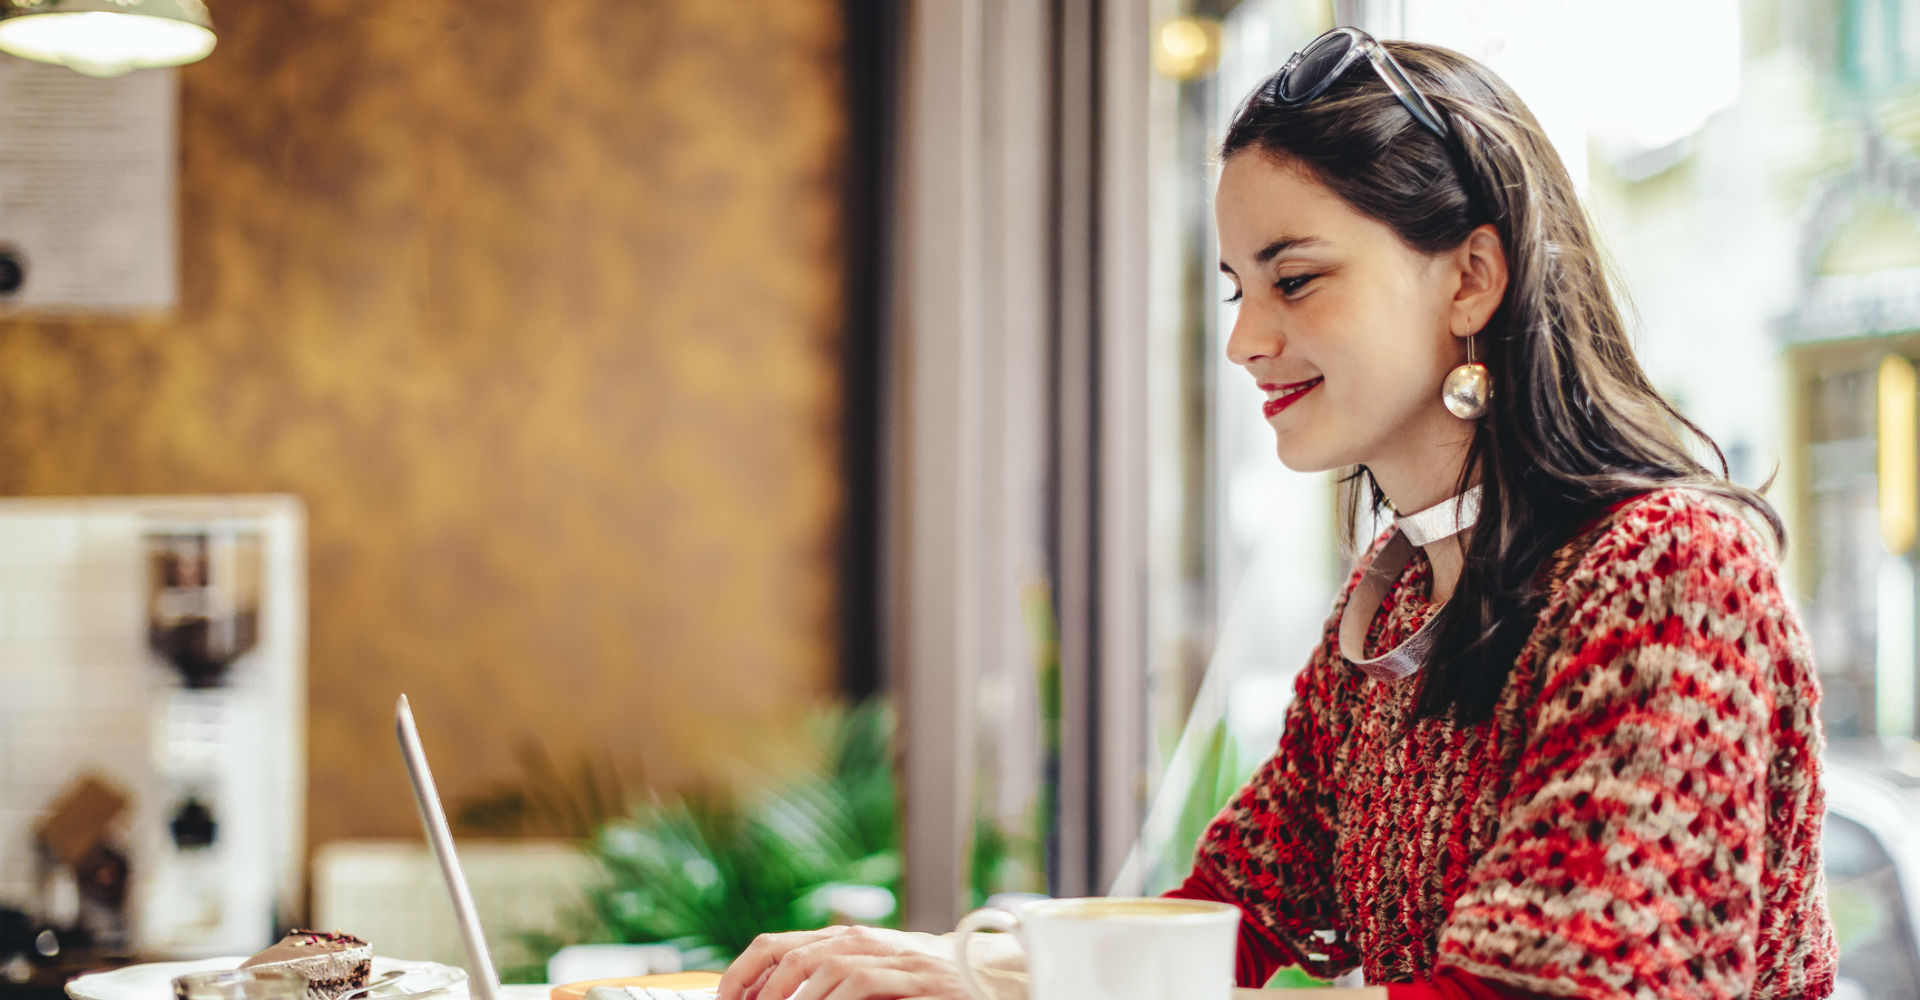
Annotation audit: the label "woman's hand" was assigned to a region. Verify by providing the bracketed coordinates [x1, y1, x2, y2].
[716, 925, 1014, 1000]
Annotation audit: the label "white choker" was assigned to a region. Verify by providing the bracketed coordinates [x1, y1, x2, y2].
[1394, 484, 1483, 546]
[1339, 485, 1484, 682]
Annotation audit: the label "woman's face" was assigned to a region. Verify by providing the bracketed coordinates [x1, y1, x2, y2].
[1217, 151, 1468, 479]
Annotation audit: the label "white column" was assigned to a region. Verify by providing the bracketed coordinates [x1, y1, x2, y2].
[1094, 0, 1153, 893]
[890, 0, 1056, 930]
[892, 0, 986, 932]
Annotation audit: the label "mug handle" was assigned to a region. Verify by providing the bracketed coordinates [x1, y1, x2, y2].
[952, 907, 1022, 1000]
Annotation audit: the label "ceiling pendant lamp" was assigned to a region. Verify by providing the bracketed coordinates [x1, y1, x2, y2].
[0, 0, 215, 78]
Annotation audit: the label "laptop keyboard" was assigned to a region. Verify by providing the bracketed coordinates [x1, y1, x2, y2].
[585, 986, 719, 1000]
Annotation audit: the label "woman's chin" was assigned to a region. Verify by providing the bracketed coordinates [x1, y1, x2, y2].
[1270, 438, 1346, 474]
[1267, 449, 1344, 476]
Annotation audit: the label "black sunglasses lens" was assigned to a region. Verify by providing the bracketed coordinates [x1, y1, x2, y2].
[1278, 33, 1353, 101]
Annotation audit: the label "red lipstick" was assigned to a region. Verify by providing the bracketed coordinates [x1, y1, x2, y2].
[1261, 377, 1322, 418]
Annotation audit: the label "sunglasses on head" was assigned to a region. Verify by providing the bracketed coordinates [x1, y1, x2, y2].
[1265, 27, 1450, 141]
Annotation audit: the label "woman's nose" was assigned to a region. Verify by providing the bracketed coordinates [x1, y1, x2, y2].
[1224, 307, 1280, 369]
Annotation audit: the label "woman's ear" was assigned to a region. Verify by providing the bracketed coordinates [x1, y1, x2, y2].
[1450, 224, 1508, 338]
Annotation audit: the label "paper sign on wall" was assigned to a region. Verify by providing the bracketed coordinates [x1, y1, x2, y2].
[0, 58, 176, 313]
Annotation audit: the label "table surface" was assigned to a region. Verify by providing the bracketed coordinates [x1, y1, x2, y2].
[533, 978, 1310, 998]
[530, 976, 1287, 998]
[7, 960, 1298, 1000]
[526, 982, 1297, 990]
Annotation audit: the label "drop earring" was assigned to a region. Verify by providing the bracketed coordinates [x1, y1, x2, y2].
[1442, 334, 1491, 420]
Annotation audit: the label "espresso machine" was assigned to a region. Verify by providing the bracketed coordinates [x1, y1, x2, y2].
[139, 520, 275, 955]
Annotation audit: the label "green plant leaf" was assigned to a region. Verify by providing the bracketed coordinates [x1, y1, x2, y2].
[512, 700, 906, 970]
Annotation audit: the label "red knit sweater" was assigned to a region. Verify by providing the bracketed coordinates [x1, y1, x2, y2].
[1171, 489, 1836, 998]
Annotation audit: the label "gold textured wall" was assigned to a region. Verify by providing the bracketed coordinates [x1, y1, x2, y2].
[0, 1, 848, 847]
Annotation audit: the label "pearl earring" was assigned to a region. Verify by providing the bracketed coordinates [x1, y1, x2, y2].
[1442, 335, 1491, 420]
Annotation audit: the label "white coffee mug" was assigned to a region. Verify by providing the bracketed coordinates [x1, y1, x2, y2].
[952, 896, 1239, 1000]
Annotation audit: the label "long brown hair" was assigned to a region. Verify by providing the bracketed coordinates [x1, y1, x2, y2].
[1220, 40, 1782, 723]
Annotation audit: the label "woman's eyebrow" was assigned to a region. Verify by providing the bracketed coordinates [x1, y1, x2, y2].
[1219, 235, 1331, 274]
[1252, 235, 1329, 264]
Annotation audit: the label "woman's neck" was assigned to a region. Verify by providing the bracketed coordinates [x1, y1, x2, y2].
[1372, 460, 1470, 519]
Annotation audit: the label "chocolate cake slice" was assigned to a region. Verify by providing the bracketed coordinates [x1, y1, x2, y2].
[240, 930, 372, 1000]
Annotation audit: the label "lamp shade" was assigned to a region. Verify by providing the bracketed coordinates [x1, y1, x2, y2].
[0, 0, 214, 78]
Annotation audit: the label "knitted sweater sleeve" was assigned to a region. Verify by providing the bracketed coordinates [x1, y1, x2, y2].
[1436, 493, 1834, 999]
[1186, 636, 1359, 983]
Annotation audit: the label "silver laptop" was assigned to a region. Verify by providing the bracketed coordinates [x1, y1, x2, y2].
[394, 695, 717, 1000]
[395, 695, 506, 1000]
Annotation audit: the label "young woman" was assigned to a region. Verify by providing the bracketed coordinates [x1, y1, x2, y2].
[716, 29, 1837, 1000]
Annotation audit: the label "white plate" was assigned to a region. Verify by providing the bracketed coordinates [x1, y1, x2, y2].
[67, 957, 469, 1000]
